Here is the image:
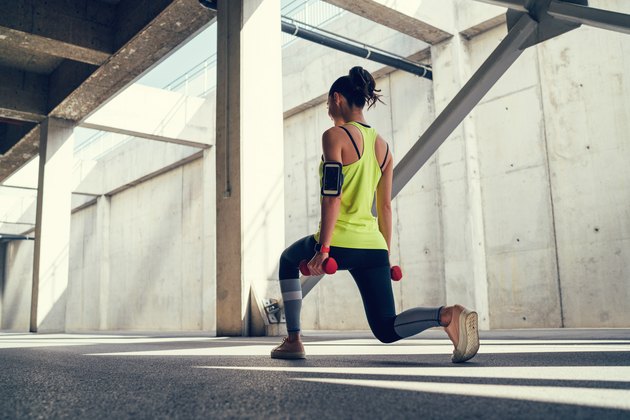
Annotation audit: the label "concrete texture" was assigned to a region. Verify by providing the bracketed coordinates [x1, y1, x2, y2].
[282, 8, 430, 115]
[0, 0, 216, 182]
[0, 0, 115, 65]
[280, 0, 630, 331]
[215, 0, 286, 336]
[324, 0, 453, 44]
[0, 240, 33, 330]
[1, 0, 629, 334]
[67, 158, 210, 332]
[31, 118, 75, 332]
[1, 329, 629, 419]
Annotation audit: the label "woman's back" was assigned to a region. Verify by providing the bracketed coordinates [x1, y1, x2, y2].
[315, 121, 388, 250]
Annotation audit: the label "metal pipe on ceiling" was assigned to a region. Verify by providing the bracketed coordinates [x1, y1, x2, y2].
[281, 18, 432, 80]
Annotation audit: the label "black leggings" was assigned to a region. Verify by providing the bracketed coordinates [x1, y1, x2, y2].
[279, 235, 442, 343]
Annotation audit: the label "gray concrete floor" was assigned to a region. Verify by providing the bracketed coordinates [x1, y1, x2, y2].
[1, 329, 629, 419]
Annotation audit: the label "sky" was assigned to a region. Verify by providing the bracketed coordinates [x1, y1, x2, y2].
[136, 23, 218, 89]
[135, 0, 311, 89]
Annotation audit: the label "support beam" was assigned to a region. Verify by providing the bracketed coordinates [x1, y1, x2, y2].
[214, 0, 242, 336]
[30, 118, 74, 332]
[95, 196, 111, 331]
[215, 0, 285, 336]
[475, 0, 630, 35]
[50, 0, 216, 122]
[0, 26, 110, 66]
[0, 0, 216, 183]
[323, 0, 452, 44]
[302, 14, 539, 301]
[0, 126, 40, 183]
[392, 14, 538, 196]
[0, 119, 37, 155]
[0, 0, 115, 64]
[80, 123, 211, 149]
[548, 1, 630, 35]
[473, 0, 529, 12]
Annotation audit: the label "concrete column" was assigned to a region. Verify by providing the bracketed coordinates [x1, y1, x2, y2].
[215, 0, 285, 336]
[30, 118, 75, 332]
[432, 34, 490, 329]
[202, 148, 217, 332]
[96, 195, 111, 330]
[0, 242, 5, 327]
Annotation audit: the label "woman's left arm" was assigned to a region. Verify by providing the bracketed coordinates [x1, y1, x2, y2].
[308, 128, 343, 275]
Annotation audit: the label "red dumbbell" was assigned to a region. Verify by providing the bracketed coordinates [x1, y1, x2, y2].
[391, 265, 403, 281]
[299, 258, 338, 276]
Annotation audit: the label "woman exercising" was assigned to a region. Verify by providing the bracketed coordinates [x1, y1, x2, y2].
[271, 66, 479, 363]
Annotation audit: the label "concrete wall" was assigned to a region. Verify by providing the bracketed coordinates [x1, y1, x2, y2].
[471, 27, 562, 328]
[1, 240, 33, 330]
[537, 12, 630, 327]
[281, 1, 630, 329]
[66, 157, 210, 331]
[1, 0, 628, 332]
[282, 9, 429, 115]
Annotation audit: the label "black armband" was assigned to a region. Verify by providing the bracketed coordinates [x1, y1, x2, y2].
[321, 161, 344, 197]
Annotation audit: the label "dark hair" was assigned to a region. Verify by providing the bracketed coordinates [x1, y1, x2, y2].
[328, 66, 384, 109]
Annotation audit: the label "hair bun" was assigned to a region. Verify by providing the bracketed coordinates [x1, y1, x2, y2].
[346, 66, 382, 109]
[348, 66, 373, 93]
[328, 66, 384, 109]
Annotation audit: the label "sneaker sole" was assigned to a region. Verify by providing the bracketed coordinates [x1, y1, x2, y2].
[270, 351, 306, 360]
[452, 310, 479, 363]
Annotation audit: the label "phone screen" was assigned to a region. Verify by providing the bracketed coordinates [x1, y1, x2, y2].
[323, 165, 340, 193]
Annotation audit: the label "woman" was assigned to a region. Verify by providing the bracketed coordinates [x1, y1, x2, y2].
[272, 66, 479, 363]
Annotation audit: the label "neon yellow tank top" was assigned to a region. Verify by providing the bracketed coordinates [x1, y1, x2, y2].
[314, 121, 388, 250]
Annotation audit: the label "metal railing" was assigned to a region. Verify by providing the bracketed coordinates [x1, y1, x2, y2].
[165, 0, 345, 99]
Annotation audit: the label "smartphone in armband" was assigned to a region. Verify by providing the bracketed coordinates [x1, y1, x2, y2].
[321, 161, 343, 197]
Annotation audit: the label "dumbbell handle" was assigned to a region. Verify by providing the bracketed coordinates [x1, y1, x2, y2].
[299, 258, 338, 276]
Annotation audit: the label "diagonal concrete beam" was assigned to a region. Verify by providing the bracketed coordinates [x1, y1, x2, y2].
[0, 0, 216, 183]
[323, 0, 452, 44]
[0, 125, 39, 181]
[50, 0, 216, 121]
[0, 0, 115, 65]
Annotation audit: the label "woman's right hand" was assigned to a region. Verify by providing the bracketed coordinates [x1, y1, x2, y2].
[307, 252, 329, 276]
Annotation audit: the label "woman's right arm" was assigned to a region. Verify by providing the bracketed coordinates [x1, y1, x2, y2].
[376, 145, 393, 253]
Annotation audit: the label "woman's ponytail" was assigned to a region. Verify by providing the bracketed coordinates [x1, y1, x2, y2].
[348, 66, 383, 109]
[329, 66, 384, 109]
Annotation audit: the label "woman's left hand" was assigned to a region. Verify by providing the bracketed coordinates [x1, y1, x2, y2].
[307, 252, 329, 276]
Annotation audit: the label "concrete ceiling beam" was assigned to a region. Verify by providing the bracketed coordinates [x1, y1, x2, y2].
[50, 0, 216, 122]
[322, 0, 452, 44]
[0, 26, 111, 67]
[0, 0, 116, 65]
[0, 65, 47, 123]
[0, 0, 216, 183]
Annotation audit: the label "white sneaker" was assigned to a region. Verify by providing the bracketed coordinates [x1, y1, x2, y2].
[451, 308, 480, 363]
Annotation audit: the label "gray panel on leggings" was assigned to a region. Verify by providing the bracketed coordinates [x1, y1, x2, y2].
[393, 307, 441, 338]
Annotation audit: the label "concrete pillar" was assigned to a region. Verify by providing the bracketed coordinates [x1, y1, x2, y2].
[202, 148, 217, 332]
[96, 195, 111, 330]
[432, 32, 490, 329]
[0, 242, 5, 327]
[215, 0, 285, 336]
[30, 118, 75, 332]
